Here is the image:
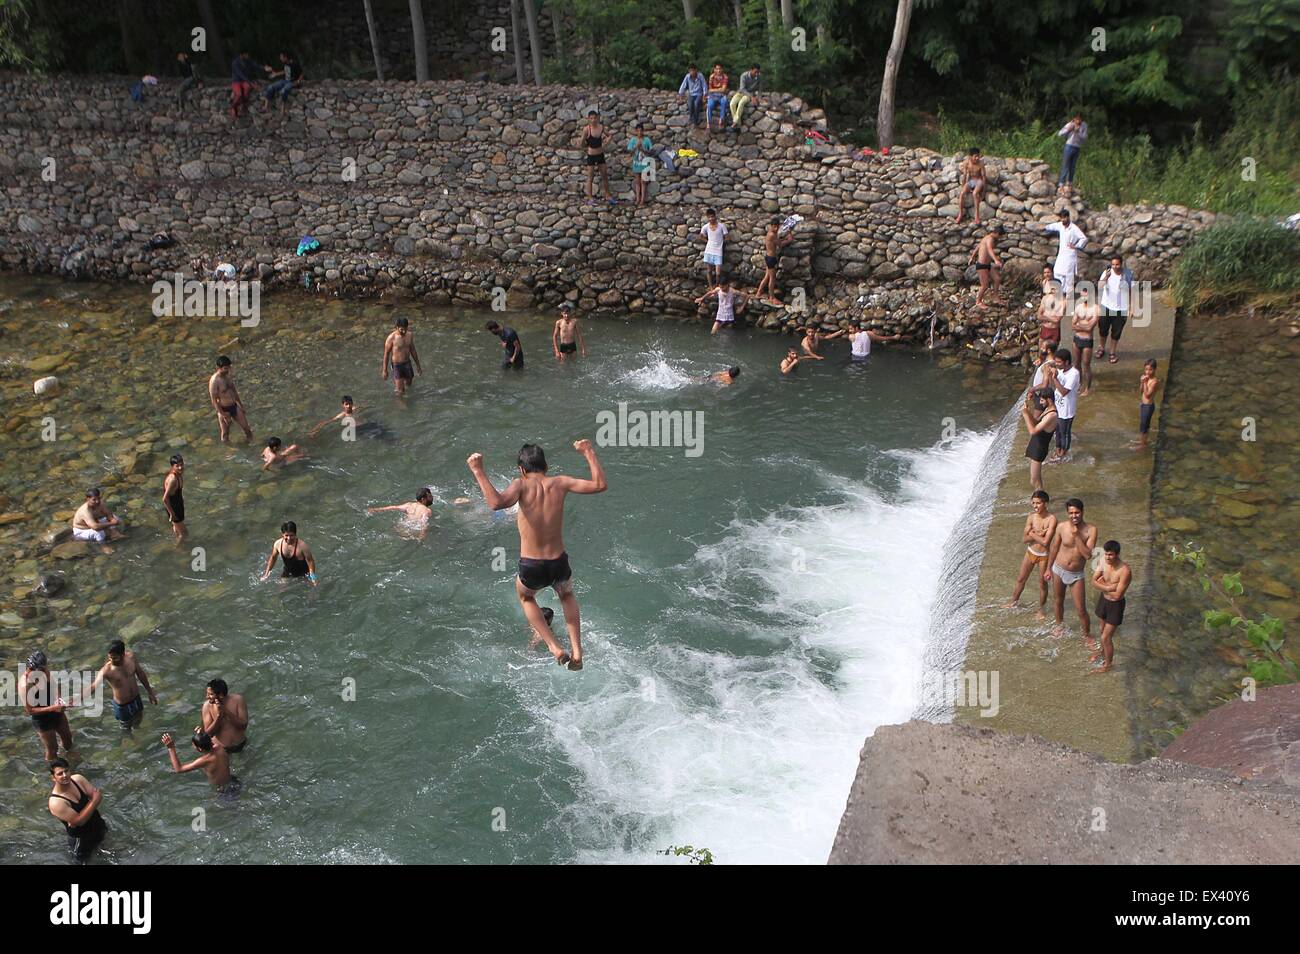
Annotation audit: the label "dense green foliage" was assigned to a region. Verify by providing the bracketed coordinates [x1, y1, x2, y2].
[1169, 218, 1300, 312]
[1, 0, 1296, 212]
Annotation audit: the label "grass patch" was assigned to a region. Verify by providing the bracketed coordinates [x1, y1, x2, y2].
[1169, 218, 1300, 314]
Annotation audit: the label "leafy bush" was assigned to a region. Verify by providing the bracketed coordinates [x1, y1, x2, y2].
[1169, 218, 1300, 313]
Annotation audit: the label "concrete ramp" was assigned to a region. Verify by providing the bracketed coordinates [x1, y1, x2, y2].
[829, 720, 1300, 864]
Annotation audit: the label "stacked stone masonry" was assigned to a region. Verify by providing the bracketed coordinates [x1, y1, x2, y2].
[0, 74, 1215, 360]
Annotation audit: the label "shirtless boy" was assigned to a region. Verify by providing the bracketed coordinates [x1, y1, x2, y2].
[706, 367, 741, 386]
[83, 639, 157, 730]
[72, 487, 125, 548]
[1044, 497, 1098, 640]
[310, 395, 362, 438]
[552, 304, 587, 360]
[801, 326, 845, 359]
[754, 218, 794, 303]
[368, 488, 435, 539]
[1037, 280, 1065, 349]
[201, 678, 249, 754]
[1003, 490, 1058, 619]
[162, 729, 238, 795]
[22, 650, 73, 760]
[969, 225, 1005, 307]
[956, 148, 988, 225]
[209, 355, 253, 443]
[1071, 285, 1101, 396]
[780, 348, 808, 374]
[466, 440, 608, 671]
[1090, 540, 1132, 673]
[1130, 358, 1160, 450]
[261, 436, 307, 470]
[382, 317, 422, 396]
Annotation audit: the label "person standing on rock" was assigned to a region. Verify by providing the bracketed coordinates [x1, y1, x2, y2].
[81, 639, 157, 731]
[1130, 358, 1160, 450]
[627, 123, 654, 207]
[1090, 540, 1131, 673]
[47, 758, 107, 862]
[22, 650, 74, 761]
[754, 218, 793, 303]
[209, 355, 253, 443]
[968, 225, 1005, 308]
[381, 317, 422, 397]
[1037, 279, 1065, 350]
[956, 148, 987, 225]
[729, 65, 762, 129]
[162, 454, 186, 542]
[552, 303, 587, 360]
[579, 110, 611, 204]
[486, 320, 524, 369]
[705, 63, 730, 131]
[1044, 208, 1087, 296]
[1056, 115, 1088, 195]
[466, 441, 608, 671]
[697, 208, 728, 289]
[72, 487, 125, 547]
[677, 65, 706, 126]
[1096, 255, 1135, 364]
[1045, 497, 1097, 640]
[176, 52, 201, 108]
[1003, 490, 1058, 619]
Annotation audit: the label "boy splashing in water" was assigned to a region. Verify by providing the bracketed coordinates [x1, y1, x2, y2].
[467, 441, 607, 670]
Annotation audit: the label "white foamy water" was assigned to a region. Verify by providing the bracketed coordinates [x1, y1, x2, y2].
[537, 428, 996, 864]
[615, 349, 698, 391]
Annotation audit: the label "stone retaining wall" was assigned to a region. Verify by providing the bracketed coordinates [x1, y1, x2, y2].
[0, 73, 1215, 362]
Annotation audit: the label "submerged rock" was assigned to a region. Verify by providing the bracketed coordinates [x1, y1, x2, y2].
[33, 573, 65, 597]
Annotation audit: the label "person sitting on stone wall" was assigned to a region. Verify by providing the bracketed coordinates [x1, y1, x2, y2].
[677, 65, 706, 126]
[261, 51, 303, 115]
[706, 63, 730, 131]
[729, 65, 762, 129]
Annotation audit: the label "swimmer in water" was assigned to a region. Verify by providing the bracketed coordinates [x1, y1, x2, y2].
[1002, 490, 1058, 619]
[261, 520, 318, 585]
[261, 436, 308, 470]
[382, 317, 422, 396]
[368, 488, 435, 539]
[800, 326, 845, 359]
[161, 729, 239, 797]
[780, 348, 808, 374]
[552, 303, 587, 360]
[703, 367, 741, 386]
[309, 394, 363, 438]
[201, 678, 249, 754]
[467, 440, 607, 671]
[847, 324, 903, 359]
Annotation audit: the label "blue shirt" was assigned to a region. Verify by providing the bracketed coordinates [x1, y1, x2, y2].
[678, 72, 705, 98]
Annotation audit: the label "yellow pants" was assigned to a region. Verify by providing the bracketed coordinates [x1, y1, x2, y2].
[729, 93, 751, 125]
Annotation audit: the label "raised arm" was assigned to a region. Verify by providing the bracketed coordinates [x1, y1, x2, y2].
[557, 439, 607, 494]
[162, 735, 209, 774]
[466, 453, 522, 511]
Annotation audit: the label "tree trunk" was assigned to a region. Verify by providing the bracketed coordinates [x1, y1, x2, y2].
[549, 3, 566, 74]
[521, 0, 544, 85]
[509, 0, 526, 85]
[408, 0, 429, 82]
[764, 0, 781, 64]
[733, 0, 744, 35]
[878, 0, 912, 149]
[682, 0, 695, 20]
[363, 0, 385, 81]
[197, 0, 227, 72]
[780, 0, 794, 31]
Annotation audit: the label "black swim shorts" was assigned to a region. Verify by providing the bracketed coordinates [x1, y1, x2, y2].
[518, 553, 573, 592]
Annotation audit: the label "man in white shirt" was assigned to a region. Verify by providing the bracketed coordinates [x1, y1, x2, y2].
[1097, 255, 1135, 363]
[1043, 209, 1087, 296]
[849, 324, 902, 359]
[696, 207, 728, 289]
[1049, 348, 1080, 463]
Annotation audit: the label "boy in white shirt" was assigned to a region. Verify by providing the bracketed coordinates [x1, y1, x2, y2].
[696, 208, 728, 289]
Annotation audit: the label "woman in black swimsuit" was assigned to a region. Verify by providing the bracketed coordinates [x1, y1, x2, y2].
[48, 759, 107, 861]
[1023, 386, 1058, 493]
[162, 454, 185, 541]
[260, 520, 318, 585]
[580, 110, 611, 202]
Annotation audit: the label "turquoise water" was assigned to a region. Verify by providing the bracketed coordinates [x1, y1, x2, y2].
[0, 278, 1011, 863]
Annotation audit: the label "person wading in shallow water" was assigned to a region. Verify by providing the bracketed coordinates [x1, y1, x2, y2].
[201, 678, 249, 754]
[1045, 497, 1097, 641]
[261, 520, 318, 585]
[1002, 490, 1058, 620]
[47, 758, 106, 862]
[466, 441, 607, 671]
[1090, 540, 1131, 674]
[381, 317, 422, 397]
[209, 355, 253, 443]
[22, 650, 73, 760]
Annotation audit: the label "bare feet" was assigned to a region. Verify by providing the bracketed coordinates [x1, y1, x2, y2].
[1089, 663, 1112, 675]
[1001, 599, 1019, 610]
[1051, 623, 1065, 638]
[1036, 608, 1048, 621]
